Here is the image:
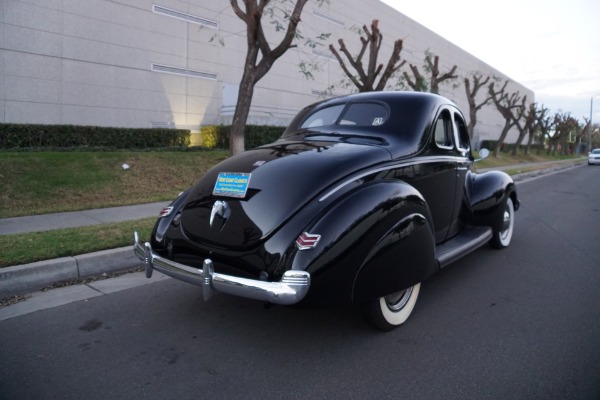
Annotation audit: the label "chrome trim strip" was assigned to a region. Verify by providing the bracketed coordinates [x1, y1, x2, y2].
[133, 232, 310, 306]
[319, 156, 470, 202]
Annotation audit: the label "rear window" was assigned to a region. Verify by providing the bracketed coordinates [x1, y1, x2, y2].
[300, 104, 345, 128]
[300, 102, 389, 129]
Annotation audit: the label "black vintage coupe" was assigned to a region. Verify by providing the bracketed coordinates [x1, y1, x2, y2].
[134, 91, 518, 330]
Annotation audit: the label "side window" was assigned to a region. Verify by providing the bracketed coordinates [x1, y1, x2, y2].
[433, 109, 453, 148]
[453, 113, 470, 151]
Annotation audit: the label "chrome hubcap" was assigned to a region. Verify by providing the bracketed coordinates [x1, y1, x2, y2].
[384, 286, 413, 312]
[500, 208, 511, 238]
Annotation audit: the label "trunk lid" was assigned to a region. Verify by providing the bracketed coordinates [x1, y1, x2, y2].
[180, 140, 390, 249]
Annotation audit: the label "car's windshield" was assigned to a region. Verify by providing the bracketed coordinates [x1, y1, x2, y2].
[592, 149, 600, 154]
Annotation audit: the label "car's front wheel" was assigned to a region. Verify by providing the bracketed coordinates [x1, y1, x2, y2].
[490, 197, 515, 248]
[366, 283, 421, 331]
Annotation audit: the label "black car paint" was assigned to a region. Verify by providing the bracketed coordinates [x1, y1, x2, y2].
[150, 91, 518, 307]
[180, 142, 391, 250]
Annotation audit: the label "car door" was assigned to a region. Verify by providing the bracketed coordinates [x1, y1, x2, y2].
[446, 108, 472, 239]
[405, 107, 459, 244]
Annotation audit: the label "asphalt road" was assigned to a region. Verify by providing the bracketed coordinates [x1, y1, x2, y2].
[1, 165, 599, 400]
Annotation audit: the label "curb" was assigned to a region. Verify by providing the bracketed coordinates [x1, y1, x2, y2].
[510, 161, 584, 182]
[0, 246, 140, 298]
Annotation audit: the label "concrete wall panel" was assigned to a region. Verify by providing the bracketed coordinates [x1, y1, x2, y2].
[5, 101, 62, 124]
[1, 0, 532, 141]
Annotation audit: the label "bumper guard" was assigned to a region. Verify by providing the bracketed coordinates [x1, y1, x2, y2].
[133, 232, 310, 305]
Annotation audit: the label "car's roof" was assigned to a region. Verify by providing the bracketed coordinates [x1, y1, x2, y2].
[323, 90, 447, 101]
[314, 90, 454, 110]
[283, 91, 460, 159]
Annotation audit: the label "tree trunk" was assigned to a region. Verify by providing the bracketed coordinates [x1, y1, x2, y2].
[511, 130, 528, 156]
[493, 122, 512, 157]
[464, 75, 491, 140]
[537, 135, 545, 154]
[230, 72, 256, 155]
[467, 108, 477, 139]
[525, 129, 536, 155]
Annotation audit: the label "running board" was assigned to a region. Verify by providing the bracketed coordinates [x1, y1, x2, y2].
[436, 227, 492, 268]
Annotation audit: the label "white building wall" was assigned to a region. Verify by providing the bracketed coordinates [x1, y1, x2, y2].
[1, 0, 532, 143]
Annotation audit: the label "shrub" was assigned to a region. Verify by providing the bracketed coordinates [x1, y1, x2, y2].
[0, 124, 191, 149]
[200, 125, 227, 149]
[200, 124, 285, 150]
[0, 123, 285, 151]
[244, 125, 285, 149]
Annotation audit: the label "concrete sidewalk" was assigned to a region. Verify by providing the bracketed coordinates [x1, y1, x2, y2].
[0, 201, 169, 236]
[0, 159, 587, 300]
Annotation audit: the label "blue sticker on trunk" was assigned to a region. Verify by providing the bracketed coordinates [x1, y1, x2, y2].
[213, 172, 251, 198]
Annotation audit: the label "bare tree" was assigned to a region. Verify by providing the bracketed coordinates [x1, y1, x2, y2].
[329, 19, 405, 92]
[581, 118, 590, 144]
[551, 113, 579, 155]
[403, 63, 427, 92]
[229, 0, 310, 155]
[403, 51, 458, 94]
[511, 102, 537, 156]
[488, 80, 524, 157]
[464, 73, 491, 138]
[525, 105, 549, 155]
[536, 110, 554, 155]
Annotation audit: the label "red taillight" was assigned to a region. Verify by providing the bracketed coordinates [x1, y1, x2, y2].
[159, 206, 174, 218]
[296, 232, 321, 250]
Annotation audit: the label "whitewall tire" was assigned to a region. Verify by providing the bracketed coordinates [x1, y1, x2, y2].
[490, 197, 515, 249]
[367, 283, 421, 331]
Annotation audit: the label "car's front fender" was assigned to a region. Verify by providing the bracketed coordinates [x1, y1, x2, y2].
[467, 170, 519, 230]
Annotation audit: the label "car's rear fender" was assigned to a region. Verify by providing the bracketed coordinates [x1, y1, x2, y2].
[151, 189, 191, 246]
[289, 180, 436, 306]
[351, 211, 436, 304]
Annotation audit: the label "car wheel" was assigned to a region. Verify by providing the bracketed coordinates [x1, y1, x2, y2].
[490, 197, 514, 249]
[367, 283, 421, 331]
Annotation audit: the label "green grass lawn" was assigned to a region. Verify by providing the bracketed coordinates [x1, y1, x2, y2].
[0, 149, 583, 268]
[475, 150, 580, 169]
[0, 150, 228, 268]
[0, 218, 155, 268]
[0, 150, 228, 218]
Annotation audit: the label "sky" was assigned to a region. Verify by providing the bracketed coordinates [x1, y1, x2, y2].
[381, 0, 600, 124]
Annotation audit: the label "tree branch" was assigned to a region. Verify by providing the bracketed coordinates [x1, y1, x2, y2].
[329, 43, 364, 90]
[376, 39, 404, 91]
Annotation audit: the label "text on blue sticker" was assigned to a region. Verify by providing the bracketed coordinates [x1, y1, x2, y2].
[213, 172, 251, 198]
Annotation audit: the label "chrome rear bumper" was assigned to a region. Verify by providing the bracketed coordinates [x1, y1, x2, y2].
[133, 232, 310, 305]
